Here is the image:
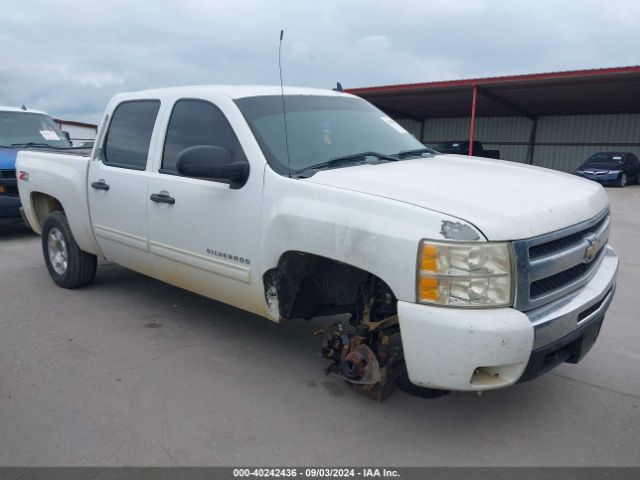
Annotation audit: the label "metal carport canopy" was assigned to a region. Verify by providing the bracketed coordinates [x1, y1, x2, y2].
[346, 66, 640, 120]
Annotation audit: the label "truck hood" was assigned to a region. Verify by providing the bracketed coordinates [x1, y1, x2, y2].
[306, 154, 609, 241]
[0, 147, 18, 170]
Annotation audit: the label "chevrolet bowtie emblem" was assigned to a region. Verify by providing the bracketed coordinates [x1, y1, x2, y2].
[584, 236, 601, 263]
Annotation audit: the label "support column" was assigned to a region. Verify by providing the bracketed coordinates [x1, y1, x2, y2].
[468, 83, 478, 156]
[527, 117, 538, 165]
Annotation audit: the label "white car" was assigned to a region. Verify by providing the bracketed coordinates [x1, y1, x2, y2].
[16, 85, 617, 400]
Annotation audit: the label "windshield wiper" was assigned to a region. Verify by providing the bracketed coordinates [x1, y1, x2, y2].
[396, 147, 439, 158]
[11, 142, 59, 149]
[295, 151, 398, 174]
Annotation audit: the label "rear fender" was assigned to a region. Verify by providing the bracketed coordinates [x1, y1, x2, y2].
[17, 151, 102, 256]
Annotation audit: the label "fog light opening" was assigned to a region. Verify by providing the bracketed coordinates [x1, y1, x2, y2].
[470, 363, 522, 388]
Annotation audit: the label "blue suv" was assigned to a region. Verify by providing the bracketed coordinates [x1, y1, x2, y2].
[0, 106, 72, 224]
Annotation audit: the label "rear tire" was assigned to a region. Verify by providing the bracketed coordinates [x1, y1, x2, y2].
[42, 211, 97, 288]
[617, 173, 627, 188]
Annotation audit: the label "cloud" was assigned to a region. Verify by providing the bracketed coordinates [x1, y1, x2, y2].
[0, 0, 638, 123]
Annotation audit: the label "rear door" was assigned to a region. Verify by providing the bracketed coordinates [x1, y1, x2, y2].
[88, 99, 161, 274]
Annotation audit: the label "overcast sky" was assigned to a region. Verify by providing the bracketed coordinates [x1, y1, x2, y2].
[1, 0, 638, 123]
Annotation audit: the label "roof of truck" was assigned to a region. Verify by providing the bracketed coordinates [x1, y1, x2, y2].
[0, 106, 48, 115]
[114, 85, 351, 100]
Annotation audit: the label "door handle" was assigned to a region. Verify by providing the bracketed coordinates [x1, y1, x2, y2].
[91, 180, 110, 191]
[150, 192, 175, 205]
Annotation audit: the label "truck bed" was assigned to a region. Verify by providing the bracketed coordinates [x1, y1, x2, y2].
[22, 146, 93, 157]
[16, 149, 101, 256]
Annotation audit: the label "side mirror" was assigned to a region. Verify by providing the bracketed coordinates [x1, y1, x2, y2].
[62, 130, 72, 143]
[176, 145, 249, 189]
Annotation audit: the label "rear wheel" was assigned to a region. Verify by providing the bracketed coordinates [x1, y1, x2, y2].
[42, 211, 97, 288]
[617, 173, 627, 188]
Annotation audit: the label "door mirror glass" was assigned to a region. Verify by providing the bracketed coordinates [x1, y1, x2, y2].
[176, 145, 249, 189]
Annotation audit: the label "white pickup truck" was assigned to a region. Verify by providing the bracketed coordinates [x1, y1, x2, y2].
[16, 85, 618, 400]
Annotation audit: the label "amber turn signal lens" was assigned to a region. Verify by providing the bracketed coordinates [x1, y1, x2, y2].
[421, 257, 437, 271]
[420, 244, 438, 272]
[418, 276, 439, 301]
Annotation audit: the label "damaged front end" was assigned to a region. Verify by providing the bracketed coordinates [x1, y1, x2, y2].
[264, 253, 416, 401]
[319, 278, 405, 402]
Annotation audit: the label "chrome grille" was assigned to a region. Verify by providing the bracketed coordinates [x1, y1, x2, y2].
[513, 209, 610, 311]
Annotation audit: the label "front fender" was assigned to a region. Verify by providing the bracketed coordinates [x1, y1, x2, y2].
[259, 168, 486, 304]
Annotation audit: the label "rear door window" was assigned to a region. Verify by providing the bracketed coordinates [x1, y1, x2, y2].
[104, 100, 160, 170]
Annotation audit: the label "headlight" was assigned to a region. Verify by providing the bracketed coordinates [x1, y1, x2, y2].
[417, 240, 513, 307]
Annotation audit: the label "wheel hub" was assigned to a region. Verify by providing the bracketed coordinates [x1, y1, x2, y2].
[47, 228, 68, 275]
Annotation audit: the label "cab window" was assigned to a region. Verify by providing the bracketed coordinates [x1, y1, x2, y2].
[161, 99, 246, 174]
[103, 100, 160, 170]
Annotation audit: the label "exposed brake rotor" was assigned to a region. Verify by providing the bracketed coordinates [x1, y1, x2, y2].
[319, 317, 403, 401]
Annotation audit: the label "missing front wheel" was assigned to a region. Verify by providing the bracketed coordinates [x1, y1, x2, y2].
[319, 318, 405, 402]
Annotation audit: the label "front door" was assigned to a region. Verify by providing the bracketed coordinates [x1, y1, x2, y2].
[147, 97, 263, 314]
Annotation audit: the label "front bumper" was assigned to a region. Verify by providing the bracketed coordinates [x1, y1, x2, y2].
[398, 245, 618, 391]
[576, 172, 620, 185]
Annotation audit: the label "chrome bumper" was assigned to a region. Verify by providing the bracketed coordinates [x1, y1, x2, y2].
[526, 245, 618, 350]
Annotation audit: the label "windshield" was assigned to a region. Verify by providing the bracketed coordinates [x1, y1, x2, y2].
[235, 95, 425, 174]
[584, 152, 625, 166]
[0, 111, 72, 148]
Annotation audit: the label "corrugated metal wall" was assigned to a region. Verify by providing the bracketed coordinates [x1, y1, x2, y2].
[421, 116, 534, 164]
[533, 114, 640, 172]
[395, 119, 422, 139]
[398, 114, 640, 172]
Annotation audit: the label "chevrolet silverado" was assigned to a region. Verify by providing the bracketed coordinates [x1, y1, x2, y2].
[16, 86, 618, 400]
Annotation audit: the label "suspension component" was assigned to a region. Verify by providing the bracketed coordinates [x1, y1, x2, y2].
[343, 344, 381, 383]
[319, 320, 403, 401]
[318, 275, 405, 401]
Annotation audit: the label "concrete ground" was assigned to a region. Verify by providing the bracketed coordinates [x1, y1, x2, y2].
[0, 186, 639, 467]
